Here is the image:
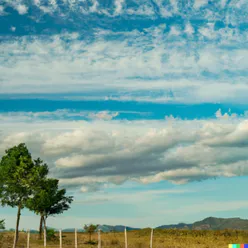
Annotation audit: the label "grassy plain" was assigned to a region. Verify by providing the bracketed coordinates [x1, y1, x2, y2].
[1, 229, 248, 248]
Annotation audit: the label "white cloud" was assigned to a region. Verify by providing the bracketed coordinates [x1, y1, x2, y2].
[220, 0, 228, 8]
[184, 23, 194, 36]
[169, 26, 181, 36]
[0, 27, 248, 103]
[10, 26, 16, 32]
[115, 0, 125, 15]
[15, 4, 28, 15]
[194, 0, 208, 9]
[1, 113, 248, 191]
[89, 0, 99, 13]
[88, 111, 119, 120]
[215, 109, 237, 119]
[0, 5, 5, 15]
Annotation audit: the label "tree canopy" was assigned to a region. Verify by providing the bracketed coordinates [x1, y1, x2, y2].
[0, 143, 73, 247]
[26, 177, 73, 238]
[0, 143, 49, 248]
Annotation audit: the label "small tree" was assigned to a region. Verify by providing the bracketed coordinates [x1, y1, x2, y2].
[0, 143, 48, 248]
[0, 220, 5, 230]
[84, 224, 99, 243]
[26, 178, 73, 239]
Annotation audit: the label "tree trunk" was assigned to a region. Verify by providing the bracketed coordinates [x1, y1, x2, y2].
[43, 217, 46, 234]
[13, 205, 21, 248]
[39, 215, 44, 240]
[43, 217, 47, 248]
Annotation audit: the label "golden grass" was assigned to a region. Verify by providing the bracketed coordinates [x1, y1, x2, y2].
[1, 229, 248, 248]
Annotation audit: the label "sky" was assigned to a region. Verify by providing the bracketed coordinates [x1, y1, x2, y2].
[1, 0, 248, 230]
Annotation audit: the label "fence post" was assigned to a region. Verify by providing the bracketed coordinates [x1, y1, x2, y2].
[150, 228, 153, 248]
[59, 229, 62, 248]
[124, 227, 128, 248]
[98, 229, 101, 248]
[27, 229, 30, 248]
[44, 227, 46, 248]
[75, 228, 78, 248]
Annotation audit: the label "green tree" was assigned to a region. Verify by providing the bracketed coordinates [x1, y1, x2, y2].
[84, 224, 99, 242]
[26, 178, 73, 239]
[0, 143, 48, 248]
[0, 220, 5, 230]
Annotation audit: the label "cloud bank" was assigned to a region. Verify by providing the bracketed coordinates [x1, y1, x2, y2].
[1, 112, 248, 192]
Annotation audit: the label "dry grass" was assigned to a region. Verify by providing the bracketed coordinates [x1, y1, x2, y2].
[1, 229, 248, 248]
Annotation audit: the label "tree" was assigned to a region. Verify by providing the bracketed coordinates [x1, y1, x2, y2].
[84, 224, 99, 242]
[0, 220, 5, 230]
[0, 143, 48, 248]
[26, 178, 73, 239]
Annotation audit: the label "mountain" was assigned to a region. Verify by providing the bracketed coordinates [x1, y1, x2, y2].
[192, 217, 248, 230]
[156, 222, 193, 230]
[9, 217, 248, 233]
[97, 225, 140, 232]
[156, 217, 248, 231]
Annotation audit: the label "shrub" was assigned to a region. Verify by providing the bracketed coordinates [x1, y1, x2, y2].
[46, 229, 57, 241]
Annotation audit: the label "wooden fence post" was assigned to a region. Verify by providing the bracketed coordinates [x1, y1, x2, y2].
[150, 228, 153, 248]
[98, 229, 101, 248]
[27, 230, 30, 248]
[59, 229, 62, 248]
[124, 227, 128, 248]
[75, 228, 78, 248]
[44, 227, 46, 248]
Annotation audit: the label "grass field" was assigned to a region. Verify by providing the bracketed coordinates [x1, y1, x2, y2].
[1, 229, 248, 248]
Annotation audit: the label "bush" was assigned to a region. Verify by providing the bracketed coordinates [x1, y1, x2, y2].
[46, 229, 57, 241]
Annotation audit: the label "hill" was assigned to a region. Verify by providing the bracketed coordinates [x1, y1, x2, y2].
[7, 217, 248, 233]
[156, 217, 248, 230]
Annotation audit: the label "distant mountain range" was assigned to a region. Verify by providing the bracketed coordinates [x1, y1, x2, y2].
[4, 217, 248, 233]
[157, 217, 248, 231]
[60, 217, 248, 232]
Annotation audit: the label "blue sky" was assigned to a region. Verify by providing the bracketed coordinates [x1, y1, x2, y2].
[1, 0, 248, 230]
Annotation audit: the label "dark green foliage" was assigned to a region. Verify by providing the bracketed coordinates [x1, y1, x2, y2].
[0, 220, 5, 230]
[26, 178, 73, 218]
[0, 143, 49, 248]
[26, 177, 73, 238]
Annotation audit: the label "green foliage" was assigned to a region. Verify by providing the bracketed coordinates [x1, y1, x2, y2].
[26, 178, 73, 218]
[46, 228, 58, 241]
[0, 143, 49, 208]
[0, 220, 5, 230]
[0, 143, 49, 247]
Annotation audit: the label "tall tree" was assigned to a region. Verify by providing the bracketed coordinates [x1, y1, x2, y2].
[26, 178, 73, 239]
[0, 220, 5, 230]
[0, 143, 48, 248]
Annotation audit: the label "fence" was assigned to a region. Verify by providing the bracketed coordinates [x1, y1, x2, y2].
[24, 227, 154, 248]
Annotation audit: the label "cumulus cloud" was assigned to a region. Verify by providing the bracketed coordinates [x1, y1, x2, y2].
[15, 4, 28, 15]
[1, 113, 248, 192]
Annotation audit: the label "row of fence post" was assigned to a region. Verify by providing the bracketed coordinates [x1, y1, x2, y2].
[26, 227, 154, 248]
